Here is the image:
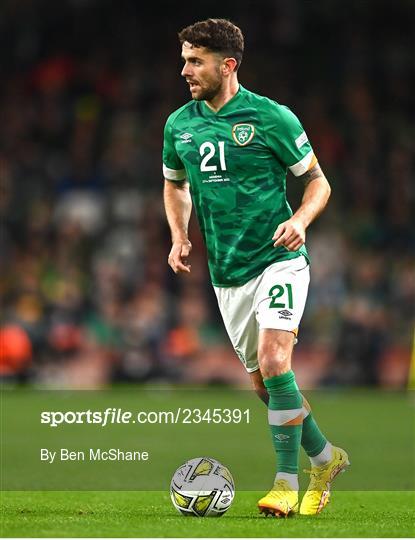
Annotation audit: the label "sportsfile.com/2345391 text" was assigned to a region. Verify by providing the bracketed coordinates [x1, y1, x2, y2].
[40, 408, 251, 427]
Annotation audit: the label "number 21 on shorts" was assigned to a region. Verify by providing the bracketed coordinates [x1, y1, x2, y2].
[268, 283, 293, 309]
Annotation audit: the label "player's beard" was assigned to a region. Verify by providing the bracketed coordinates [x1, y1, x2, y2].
[192, 69, 223, 102]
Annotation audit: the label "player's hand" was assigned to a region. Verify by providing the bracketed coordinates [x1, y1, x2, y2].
[272, 217, 306, 251]
[168, 239, 192, 273]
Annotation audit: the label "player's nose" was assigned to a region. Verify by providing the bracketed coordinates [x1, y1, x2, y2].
[181, 62, 191, 77]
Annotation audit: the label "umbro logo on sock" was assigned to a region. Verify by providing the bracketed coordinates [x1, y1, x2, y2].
[275, 433, 290, 441]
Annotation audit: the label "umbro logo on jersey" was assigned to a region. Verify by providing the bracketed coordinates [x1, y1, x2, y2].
[232, 123, 255, 146]
[179, 132, 193, 143]
[278, 310, 292, 317]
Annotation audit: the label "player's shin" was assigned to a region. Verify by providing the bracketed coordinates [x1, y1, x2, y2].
[264, 370, 303, 488]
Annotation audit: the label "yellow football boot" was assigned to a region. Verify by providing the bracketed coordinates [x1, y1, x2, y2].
[300, 446, 350, 515]
[258, 479, 298, 517]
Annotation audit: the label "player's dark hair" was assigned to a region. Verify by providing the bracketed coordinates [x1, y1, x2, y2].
[178, 18, 244, 70]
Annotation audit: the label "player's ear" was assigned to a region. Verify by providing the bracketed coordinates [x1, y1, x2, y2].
[222, 57, 238, 75]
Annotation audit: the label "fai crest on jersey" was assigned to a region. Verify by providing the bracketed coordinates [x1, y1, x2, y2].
[232, 123, 255, 146]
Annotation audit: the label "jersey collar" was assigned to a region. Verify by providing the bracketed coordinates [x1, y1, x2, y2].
[202, 85, 245, 116]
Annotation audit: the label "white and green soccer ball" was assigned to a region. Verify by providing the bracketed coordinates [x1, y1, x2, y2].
[170, 457, 235, 517]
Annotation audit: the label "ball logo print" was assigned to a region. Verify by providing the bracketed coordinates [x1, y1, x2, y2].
[170, 457, 235, 517]
[232, 124, 255, 146]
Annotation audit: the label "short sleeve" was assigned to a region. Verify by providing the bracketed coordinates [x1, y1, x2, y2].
[162, 116, 186, 181]
[265, 104, 317, 177]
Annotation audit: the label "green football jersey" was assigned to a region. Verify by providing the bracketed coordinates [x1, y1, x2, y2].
[163, 85, 314, 287]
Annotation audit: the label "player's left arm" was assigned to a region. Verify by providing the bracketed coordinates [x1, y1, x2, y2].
[273, 162, 331, 251]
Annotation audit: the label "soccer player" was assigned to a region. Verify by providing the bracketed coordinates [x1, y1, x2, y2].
[162, 18, 349, 517]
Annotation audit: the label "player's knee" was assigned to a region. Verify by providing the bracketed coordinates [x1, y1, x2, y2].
[258, 344, 291, 378]
[258, 330, 294, 377]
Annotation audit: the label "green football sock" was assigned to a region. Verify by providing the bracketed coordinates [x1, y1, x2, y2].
[264, 370, 303, 475]
[301, 395, 328, 457]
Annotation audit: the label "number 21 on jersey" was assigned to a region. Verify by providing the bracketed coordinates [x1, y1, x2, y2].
[200, 141, 227, 172]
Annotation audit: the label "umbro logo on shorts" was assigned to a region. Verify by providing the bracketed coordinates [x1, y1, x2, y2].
[278, 309, 292, 319]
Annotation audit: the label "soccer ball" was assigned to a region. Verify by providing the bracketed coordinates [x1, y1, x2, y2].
[170, 457, 235, 517]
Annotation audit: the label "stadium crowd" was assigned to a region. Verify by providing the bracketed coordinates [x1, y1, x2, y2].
[1, 0, 414, 388]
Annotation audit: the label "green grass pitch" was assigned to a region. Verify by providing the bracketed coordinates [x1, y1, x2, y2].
[1, 388, 414, 536]
[1, 490, 414, 537]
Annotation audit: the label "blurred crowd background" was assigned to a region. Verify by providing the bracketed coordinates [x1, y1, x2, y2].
[1, 0, 414, 388]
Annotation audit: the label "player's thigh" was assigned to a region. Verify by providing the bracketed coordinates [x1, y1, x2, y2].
[214, 282, 259, 373]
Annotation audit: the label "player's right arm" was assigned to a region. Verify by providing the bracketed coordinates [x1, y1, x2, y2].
[162, 113, 192, 274]
[164, 179, 192, 273]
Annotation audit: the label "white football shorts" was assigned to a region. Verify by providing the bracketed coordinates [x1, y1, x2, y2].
[214, 255, 310, 373]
